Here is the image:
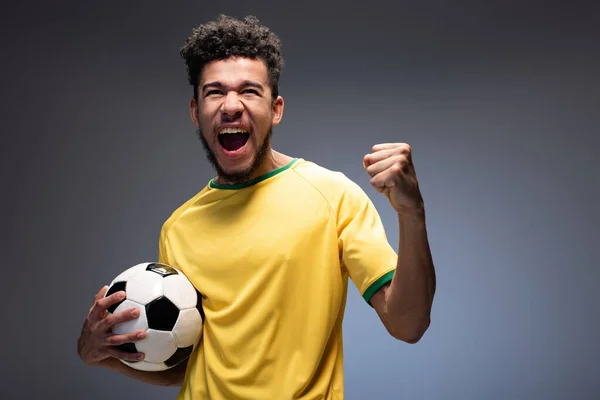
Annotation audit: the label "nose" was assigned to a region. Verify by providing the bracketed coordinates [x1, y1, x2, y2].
[221, 91, 244, 119]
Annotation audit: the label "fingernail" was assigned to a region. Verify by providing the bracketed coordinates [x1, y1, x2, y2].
[118, 292, 126, 299]
[131, 309, 139, 317]
[137, 354, 144, 360]
[137, 331, 145, 339]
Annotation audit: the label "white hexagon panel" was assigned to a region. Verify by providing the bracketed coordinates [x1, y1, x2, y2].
[122, 359, 169, 372]
[172, 308, 203, 348]
[111, 299, 148, 335]
[163, 274, 198, 310]
[126, 271, 165, 305]
[136, 329, 177, 363]
[109, 262, 149, 286]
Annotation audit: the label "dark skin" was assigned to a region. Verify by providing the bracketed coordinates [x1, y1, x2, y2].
[363, 143, 436, 343]
[191, 56, 288, 184]
[77, 286, 187, 385]
[76, 57, 284, 385]
[77, 56, 436, 387]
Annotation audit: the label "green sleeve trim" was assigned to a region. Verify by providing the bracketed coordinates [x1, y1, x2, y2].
[362, 269, 395, 307]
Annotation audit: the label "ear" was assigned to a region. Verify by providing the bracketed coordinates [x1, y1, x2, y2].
[271, 96, 284, 126]
[189, 96, 200, 127]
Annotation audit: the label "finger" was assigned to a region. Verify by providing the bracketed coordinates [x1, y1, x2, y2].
[88, 286, 110, 320]
[366, 155, 407, 177]
[371, 143, 411, 153]
[363, 148, 397, 168]
[90, 290, 126, 321]
[96, 286, 109, 301]
[370, 172, 390, 189]
[370, 165, 403, 189]
[98, 307, 141, 332]
[365, 144, 411, 167]
[105, 330, 147, 346]
[97, 290, 127, 310]
[106, 346, 145, 362]
[88, 286, 109, 315]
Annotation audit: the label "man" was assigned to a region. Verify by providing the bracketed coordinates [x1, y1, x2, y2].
[77, 15, 436, 399]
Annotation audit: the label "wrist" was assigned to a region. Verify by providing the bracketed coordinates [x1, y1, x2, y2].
[97, 357, 121, 370]
[397, 207, 425, 223]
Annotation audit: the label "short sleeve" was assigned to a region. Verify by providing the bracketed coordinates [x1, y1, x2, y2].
[337, 179, 397, 306]
[158, 226, 171, 265]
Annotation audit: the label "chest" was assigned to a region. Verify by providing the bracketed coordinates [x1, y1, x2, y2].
[165, 192, 340, 307]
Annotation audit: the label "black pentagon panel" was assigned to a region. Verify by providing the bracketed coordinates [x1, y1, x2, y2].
[106, 281, 127, 314]
[117, 343, 139, 363]
[146, 263, 179, 277]
[145, 296, 180, 331]
[164, 345, 193, 368]
[196, 290, 205, 321]
[117, 342, 137, 353]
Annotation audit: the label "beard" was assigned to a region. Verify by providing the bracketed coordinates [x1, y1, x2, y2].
[198, 127, 273, 185]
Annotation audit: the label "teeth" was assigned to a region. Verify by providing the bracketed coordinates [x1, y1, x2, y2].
[219, 128, 248, 134]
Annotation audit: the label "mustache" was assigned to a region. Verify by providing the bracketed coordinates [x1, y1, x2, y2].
[196, 127, 274, 185]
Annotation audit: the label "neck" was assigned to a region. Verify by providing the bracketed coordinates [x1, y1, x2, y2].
[258, 149, 294, 175]
[214, 149, 294, 185]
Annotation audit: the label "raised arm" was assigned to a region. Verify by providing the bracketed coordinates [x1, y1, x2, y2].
[364, 143, 436, 343]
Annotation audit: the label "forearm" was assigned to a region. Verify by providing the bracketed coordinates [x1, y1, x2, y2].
[387, 210, 436, 341]
[99, 357, 187, 387]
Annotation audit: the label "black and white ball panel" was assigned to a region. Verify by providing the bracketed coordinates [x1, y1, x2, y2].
[111, 299, 149, 335]
[117, 342, 137, 354]
[121, 359, 172, 372]
[104, 262, 204, 371]
[105, 281, 126, 314]
[163, 273, 198, 309]
[146, 296, 180, 331]
[111, 262, 151, 284]
[125, 270, 166, 305]
[120, 346, 195, 371]
[172, 308, 204, 347]
[164, 346, 194, 367]
[136, 329, 177, 363]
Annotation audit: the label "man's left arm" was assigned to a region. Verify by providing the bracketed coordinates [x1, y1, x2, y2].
[363, 143, 436, 343]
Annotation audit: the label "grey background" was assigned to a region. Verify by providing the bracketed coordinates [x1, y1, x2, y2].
[2, 1, 599, 399]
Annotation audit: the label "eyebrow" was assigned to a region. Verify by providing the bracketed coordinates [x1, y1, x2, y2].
[201, 80, 264, 93]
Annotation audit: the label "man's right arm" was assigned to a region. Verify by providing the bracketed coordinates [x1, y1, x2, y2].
[98, 357, 187, 387]
[78, 286, 189, 387]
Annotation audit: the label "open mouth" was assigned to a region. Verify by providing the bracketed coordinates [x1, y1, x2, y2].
[218, 128, 250, 152]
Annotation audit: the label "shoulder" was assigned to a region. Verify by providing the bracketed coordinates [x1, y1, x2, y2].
[290, 159, 371, 210]
[159, 186, 210, 239]
[292, 159, 366, 196]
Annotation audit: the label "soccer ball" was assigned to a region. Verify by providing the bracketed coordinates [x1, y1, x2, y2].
[104, 262, 204, 371]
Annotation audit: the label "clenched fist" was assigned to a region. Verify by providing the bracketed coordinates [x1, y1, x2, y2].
[77, 286, 146, 366]
[363, 143, 424, 216]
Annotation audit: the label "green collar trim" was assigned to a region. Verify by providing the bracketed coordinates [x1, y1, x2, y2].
[209, 158, 299, 190]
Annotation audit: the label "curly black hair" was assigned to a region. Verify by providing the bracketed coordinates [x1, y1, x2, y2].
[180, 15, 284, 101]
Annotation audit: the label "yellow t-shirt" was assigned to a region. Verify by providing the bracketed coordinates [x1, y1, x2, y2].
[159, 158, 397, 399]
